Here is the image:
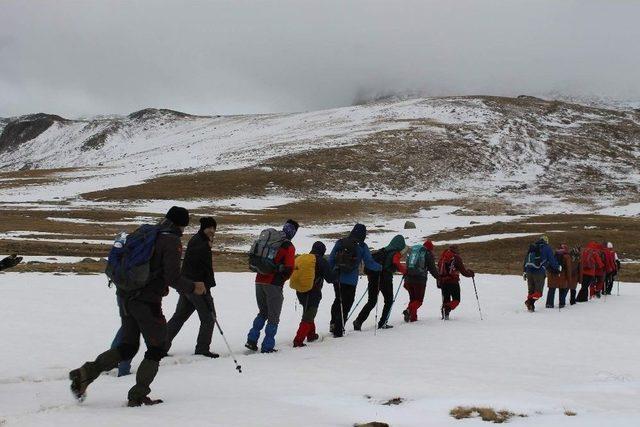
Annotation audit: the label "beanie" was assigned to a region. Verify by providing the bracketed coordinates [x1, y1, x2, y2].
[200, 217, 217, 230]
[165, 206, 190, 227]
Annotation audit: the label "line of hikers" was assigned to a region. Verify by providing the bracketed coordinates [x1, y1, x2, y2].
[523, 235, 621, 312]
[66, 206, 622, 406]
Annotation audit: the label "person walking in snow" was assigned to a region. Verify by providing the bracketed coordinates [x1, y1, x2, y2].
[437, 245, 475, 319]
[545, 244, 577, 308]
[603, 242, 620, 295]
[245, 219, 299, 353]
[292, 241, 337, 347]
[328, 223, 382, 338]
[353, 234, 407, 330]
[402, 240, 439, 323]
[522, 235, 560, 312]
[69, 207, 207, 406]
[165, 217, 219, 358]
[576, 241, 605, 302]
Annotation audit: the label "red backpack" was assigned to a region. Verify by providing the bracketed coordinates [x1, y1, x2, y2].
[438, 249, 457, 280]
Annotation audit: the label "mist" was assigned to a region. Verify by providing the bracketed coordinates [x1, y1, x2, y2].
[1, 0, 639, 118]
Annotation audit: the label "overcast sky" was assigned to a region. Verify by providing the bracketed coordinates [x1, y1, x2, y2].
[1, 0, 639, 118]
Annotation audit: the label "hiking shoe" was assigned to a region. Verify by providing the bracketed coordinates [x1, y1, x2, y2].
[261, 348, 278, 354]
[329, 323, 335, 334]
[525, 299, 534, 312]
[352, 320, 362, 331]
[596, 292, 601, 299]
[307, 333, 320, 342]
[69, 367, 92, 402]
[378, 324, 393, 330]
[293, 341, 306, 348]
[195, 351, 220, 359]
[244, 341, 258, 352]
[559, 304, 566, 309]
[402, 310, 410, 323]
[546, 304, 554, 309]
[127, 396, 163, 407]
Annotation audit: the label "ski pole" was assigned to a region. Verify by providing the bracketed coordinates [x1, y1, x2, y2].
[346, 286, 368, 322]
[382, 275, 405, 326]
[214, 319, 242, 374]
[617, 277, 620, 296]
[337, 273, 346, 337]
[472, 277, 483, 321]
[374, 272, 381, 336]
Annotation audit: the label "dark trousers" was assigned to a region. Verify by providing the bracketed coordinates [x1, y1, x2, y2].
[441, 281, 461, 313]
[605, 273, 615, 295]
[166, 292, 216, 354]
[111, 296, 133, 376]
[355, 273, 394, 327]
[297, 290, 321, 323]
[546, 288, 570, 307]
[576, 275, 595, 302]
[330, 283, 357, 336]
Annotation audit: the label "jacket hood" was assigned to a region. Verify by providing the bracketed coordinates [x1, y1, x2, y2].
[349, 223, 367, 243]
[423, 240, 434, 251]
[311, 241, 327, 257]
[385, 234, 406, 253]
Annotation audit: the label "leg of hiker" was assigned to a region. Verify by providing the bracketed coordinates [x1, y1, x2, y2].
[378, 275, 395, 328]
[341, 284, 356, 328]
[188, 292, 216, 356]
[247, 284, 268, 349]
[165, 293, 196, 352]
[354, 272, 379, 329]
[546, 287, 556, 308]
[261, 284, 284, 353]
[111, 296, 133, 376]
[409, 281, 426, 322]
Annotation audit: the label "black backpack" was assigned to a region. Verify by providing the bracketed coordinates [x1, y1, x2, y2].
[365, 248, 388, 275]
[334, 237, 360, 272]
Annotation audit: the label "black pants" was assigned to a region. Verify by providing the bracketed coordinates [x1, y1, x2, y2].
[330, 283, 356, 336]
[166, 292, 216, 353]
[576, 275, 595, 302]
[297, 290, 321, 323]
[441, 282, 461, 312]
[605, 273, 616, 295]
[355, 272, 394, 327]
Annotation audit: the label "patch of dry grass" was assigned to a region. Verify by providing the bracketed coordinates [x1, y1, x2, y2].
[450, 406, 527, 423]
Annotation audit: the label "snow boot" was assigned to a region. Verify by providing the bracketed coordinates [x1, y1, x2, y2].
[127, 396, 163, 407]
[244, 340, 258, 352]
[293, 341, 307, 348]
[261, 348, 278, 354]
[352, 320, 362, 331]
[378, 323, 393, 329]
[294, 321, 313, 347]
[195, 351, 220, 358]
[70, 348, 121, 401]
[402, 310, 410, 323]
[306, 323, 319, 342]
[546, 304, 554, 309]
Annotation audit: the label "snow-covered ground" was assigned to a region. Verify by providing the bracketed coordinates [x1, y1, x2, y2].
[1, 272, 638, 426]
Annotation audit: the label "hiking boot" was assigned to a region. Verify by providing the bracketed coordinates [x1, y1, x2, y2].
[352, 320, 362, 331]
[127, 396, 163, 407]
[525, 299, 534, 312]
[244, 340, 258, 352]
[402, 310, 410, 323]
[195, 351, 220, 359]
[596, 292, 601, 299]
[378, 324, 393, 330]
[293, 341, 306, 348]
[559, 303, 566, 309]
[546, 304, 554, 309]
[69, 367, 92, 402]
[261, 348, 278, 354]
[307, 333, 320, 342]
[329, 323, 335, 334]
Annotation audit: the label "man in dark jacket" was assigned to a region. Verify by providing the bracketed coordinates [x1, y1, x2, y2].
[69, 206, 206, 407]
[523, 235, 560, 311]
[293, 241, 337, 347]
[246, 219, 299, 353]
[402, 240, 439, 323]
[165, 217, 218, 358]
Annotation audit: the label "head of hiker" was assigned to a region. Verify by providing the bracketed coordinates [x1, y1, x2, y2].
[311, 241, 327, 257]
[350, 223, 367, 243]
[283, 219, 299, 240]
[423, 239, 434, 251]
[166, 206, 190, 230]
[200, 217, 217, 240]
[539, 235, 549, 244]
[386, 234, 406, 252]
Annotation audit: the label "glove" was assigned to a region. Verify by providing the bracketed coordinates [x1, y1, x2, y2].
[469, 270, 475, 278]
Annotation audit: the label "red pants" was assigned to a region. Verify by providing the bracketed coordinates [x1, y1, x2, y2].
[404, 280, 426, 321]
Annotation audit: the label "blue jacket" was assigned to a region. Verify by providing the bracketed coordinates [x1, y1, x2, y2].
[328, 240, 382, 286]
[524, 240, 560, 275]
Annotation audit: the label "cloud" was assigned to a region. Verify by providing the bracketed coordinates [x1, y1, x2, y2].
[1, 0, 639, 117]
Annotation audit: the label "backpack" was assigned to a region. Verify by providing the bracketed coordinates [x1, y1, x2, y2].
[583, 248, 597, 271]
[524, 243, 543, 269]
[248, 228, 288, 274]
[406, 244, 427, 277]
[438, 249, 457, 279]
[365, 248, 388, 275]
[105, 224, 161, 292]
[334, 236, 360, 271]
[289, 254, 317, 292]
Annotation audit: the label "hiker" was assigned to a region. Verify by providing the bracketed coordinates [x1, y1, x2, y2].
[437, 245, 475, 319]
[603, 242, 620, 295]
[576, 241, 605, 302]
[593, 243, 607, 298]
[0, 254, 22, 271]
[402, 240, 439, 322]
[353, 234, 407, 330]
[245, 219, 299, 353]
[545, 244, 577, 308]
[69, 206, 206, 406]
[522, 235, 560, 312]
[165, 217, 218, 358]
[327, 223, 382, 338]
[568, 246, 582, 305]
[290, 241, 337, 347]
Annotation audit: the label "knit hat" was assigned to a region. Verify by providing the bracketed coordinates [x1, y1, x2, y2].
[607, 242, 614, 249]
[283, 219, 299, 240]
[311, 241, 327, 257]
[165, 206, 190, 227]
[349, 223, 367, 243]
[200, 217, 217, 230]
[423, 239, 434, 251]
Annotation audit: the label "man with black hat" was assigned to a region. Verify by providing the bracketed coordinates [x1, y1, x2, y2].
[69, 206, 206, 407]
[165, 217, 219, 358]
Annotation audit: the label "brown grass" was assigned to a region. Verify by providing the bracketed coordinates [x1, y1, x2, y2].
[564, 410, 577, 416]
[450, 406, 527, 423]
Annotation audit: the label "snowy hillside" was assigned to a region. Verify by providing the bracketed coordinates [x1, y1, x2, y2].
[1, 96, 639, 208]
[1, 272, 639, 426]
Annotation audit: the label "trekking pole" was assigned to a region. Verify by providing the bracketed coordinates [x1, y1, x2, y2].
[214, 319, 242, 374]
[617, 277, 620, 296]
[374, 273, 381, 336]
[346, 285, 368, 322]
[472, 277, 483, 321]
[382, 275, 405, 327]
[337, 273, 346, 337]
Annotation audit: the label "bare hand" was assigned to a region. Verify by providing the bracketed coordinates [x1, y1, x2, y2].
[193, 282, 206, 295]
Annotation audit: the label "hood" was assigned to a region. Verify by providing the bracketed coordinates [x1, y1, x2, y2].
[349, 223, 367, 243]
[385, 234, 406, 253]
[311, 241, 327, 257]
[423, 239, 434, 251]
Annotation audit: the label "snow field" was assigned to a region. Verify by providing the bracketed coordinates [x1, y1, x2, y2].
[0, 272, 639, 426]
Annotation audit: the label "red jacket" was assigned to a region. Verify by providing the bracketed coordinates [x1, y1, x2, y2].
[255, 242, 296, 286]
[392, 252, 407, 276]
[438, 249, 473, 285]
[603, 248, 617, 274]
[581, 242, 605, 277]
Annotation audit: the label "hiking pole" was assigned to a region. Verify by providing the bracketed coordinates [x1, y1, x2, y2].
[382, 275, 405, 327]
[214, 319, 242, 374]
[472, 277, 483, 321]
[617, 277, 620, 296]
[374, 273, 381, 336]
[337, 273, 346, 337]
[346, 285, 368, 322]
